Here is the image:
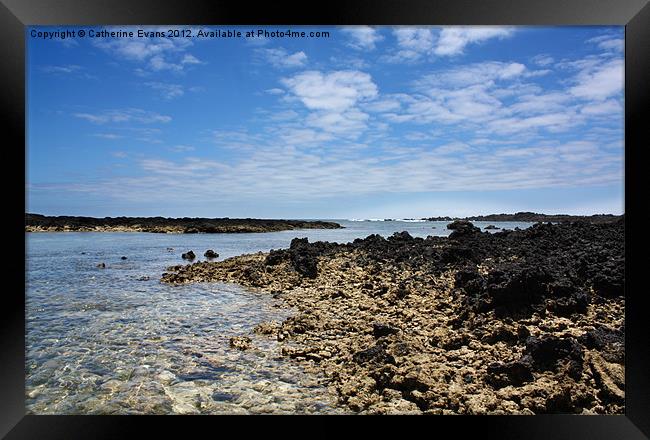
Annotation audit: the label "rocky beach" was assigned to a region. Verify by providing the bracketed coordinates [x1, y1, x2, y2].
[161, 218, 625, 415]
[25, 214, 342, 233]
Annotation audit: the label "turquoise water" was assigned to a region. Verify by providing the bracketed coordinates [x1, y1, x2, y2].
[25, 220, 533, 414]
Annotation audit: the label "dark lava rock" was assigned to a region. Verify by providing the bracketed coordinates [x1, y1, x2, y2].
[265, 249, 287, 266]
[591, 271, 624, 298]
[181, 250, 196, 260]
[546, 292, 589, 316]
[388, 231, 414, 242]
[486, 359, 534, 387]
[287, 238, 320, 278]
[372, 322, 400, 338]
[120, 256, 127, 260]
[481, 265, 553, 316]
[204, 249, 218, 259]
[481, 326, 519, 344]
[96, 262, 106, 268]
[485, 225, 499, 230]
[447, 220, 481, 238]
[578, 325, 624, 363]
[212, 392, 236, 402]
[441, 246, 477, 264]
[353, 342, 395, 365]
[524, 335, 584, 378]
[266, 238, 338, 277]
[291, 253, 318, 278]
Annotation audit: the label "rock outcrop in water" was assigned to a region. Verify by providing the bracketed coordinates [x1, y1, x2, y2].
[25, 214, 342, 233]
[204, 250, 219, 259]
[181, 251, 196, 261]
[161, 219, 624, 414]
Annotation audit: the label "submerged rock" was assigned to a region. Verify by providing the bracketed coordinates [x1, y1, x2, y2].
[204, 250, 218, 259]
[229, 336, 252, 350]
[181, 250, 196, 260]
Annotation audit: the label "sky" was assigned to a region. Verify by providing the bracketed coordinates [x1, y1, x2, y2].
[27, 26, 624, 219]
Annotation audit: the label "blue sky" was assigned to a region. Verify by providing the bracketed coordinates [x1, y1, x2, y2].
[27, 26, 624, 218]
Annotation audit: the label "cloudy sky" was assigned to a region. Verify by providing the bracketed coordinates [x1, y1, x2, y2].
[27, 26, 624, 218]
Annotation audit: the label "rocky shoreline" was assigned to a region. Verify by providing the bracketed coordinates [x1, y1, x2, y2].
[161, 219, 624, 414]
[25, 214, 342, 233]
[422, 212, 622, 223]
[424, 212, 622, 224]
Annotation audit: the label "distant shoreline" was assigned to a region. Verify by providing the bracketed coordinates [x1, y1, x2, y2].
[25, 214, 342, 233]
[422, 212, 623, 224]
[25, 211, 623, 233]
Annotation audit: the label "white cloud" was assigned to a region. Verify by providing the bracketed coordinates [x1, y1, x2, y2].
[45, 137, 621, 205]
[418, 61, 526, 88]
[259, 48, 308, 68]
[168, 145, 196, 153]
[212, 129, 267, 150]
[434, 27, 514, 56]
[531, 54, 554, 67]
[94, 28, 201, 73]
[181, 54, 202, 65]
[74, 108, 172, 124]
[281, 70, 377, 111]
[363, 98, 402, 113]
[383, 28, 435, 62]
[279, 70, 378, 139]
[569, 58, 623, 101]
[265, 88, 285, 95]
[41, 65, 82, 74]
[305, 108, 370, 135]
[580, 99, 622, 115]
[93, 133, 123, 139]
[340, 26, 384, 50]
[587, 35, 624, 52]
[144, 82, 184, 99]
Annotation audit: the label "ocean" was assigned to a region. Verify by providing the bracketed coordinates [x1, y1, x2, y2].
[25, 220, 534, 414]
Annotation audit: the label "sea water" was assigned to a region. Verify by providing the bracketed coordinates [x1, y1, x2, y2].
[25, 220, 533, 414]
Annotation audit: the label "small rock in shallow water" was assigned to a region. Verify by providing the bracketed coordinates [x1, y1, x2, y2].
[96, 262, 105, 268]
[212, 391, 236, 402]
[204, 249, 218, 259]
[229, 336, 252, 350]
[120, 256, 127, 260]
[181, 250, 196, 260]
[254, 321, 281, 335]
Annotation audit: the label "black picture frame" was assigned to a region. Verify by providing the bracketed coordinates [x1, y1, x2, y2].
[3, 0, 648, 437]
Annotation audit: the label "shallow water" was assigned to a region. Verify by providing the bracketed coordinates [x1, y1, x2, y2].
[26, 220, 533, 414]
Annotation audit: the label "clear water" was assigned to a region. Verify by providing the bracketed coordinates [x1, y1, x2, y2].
[25, 220, 533, 414]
